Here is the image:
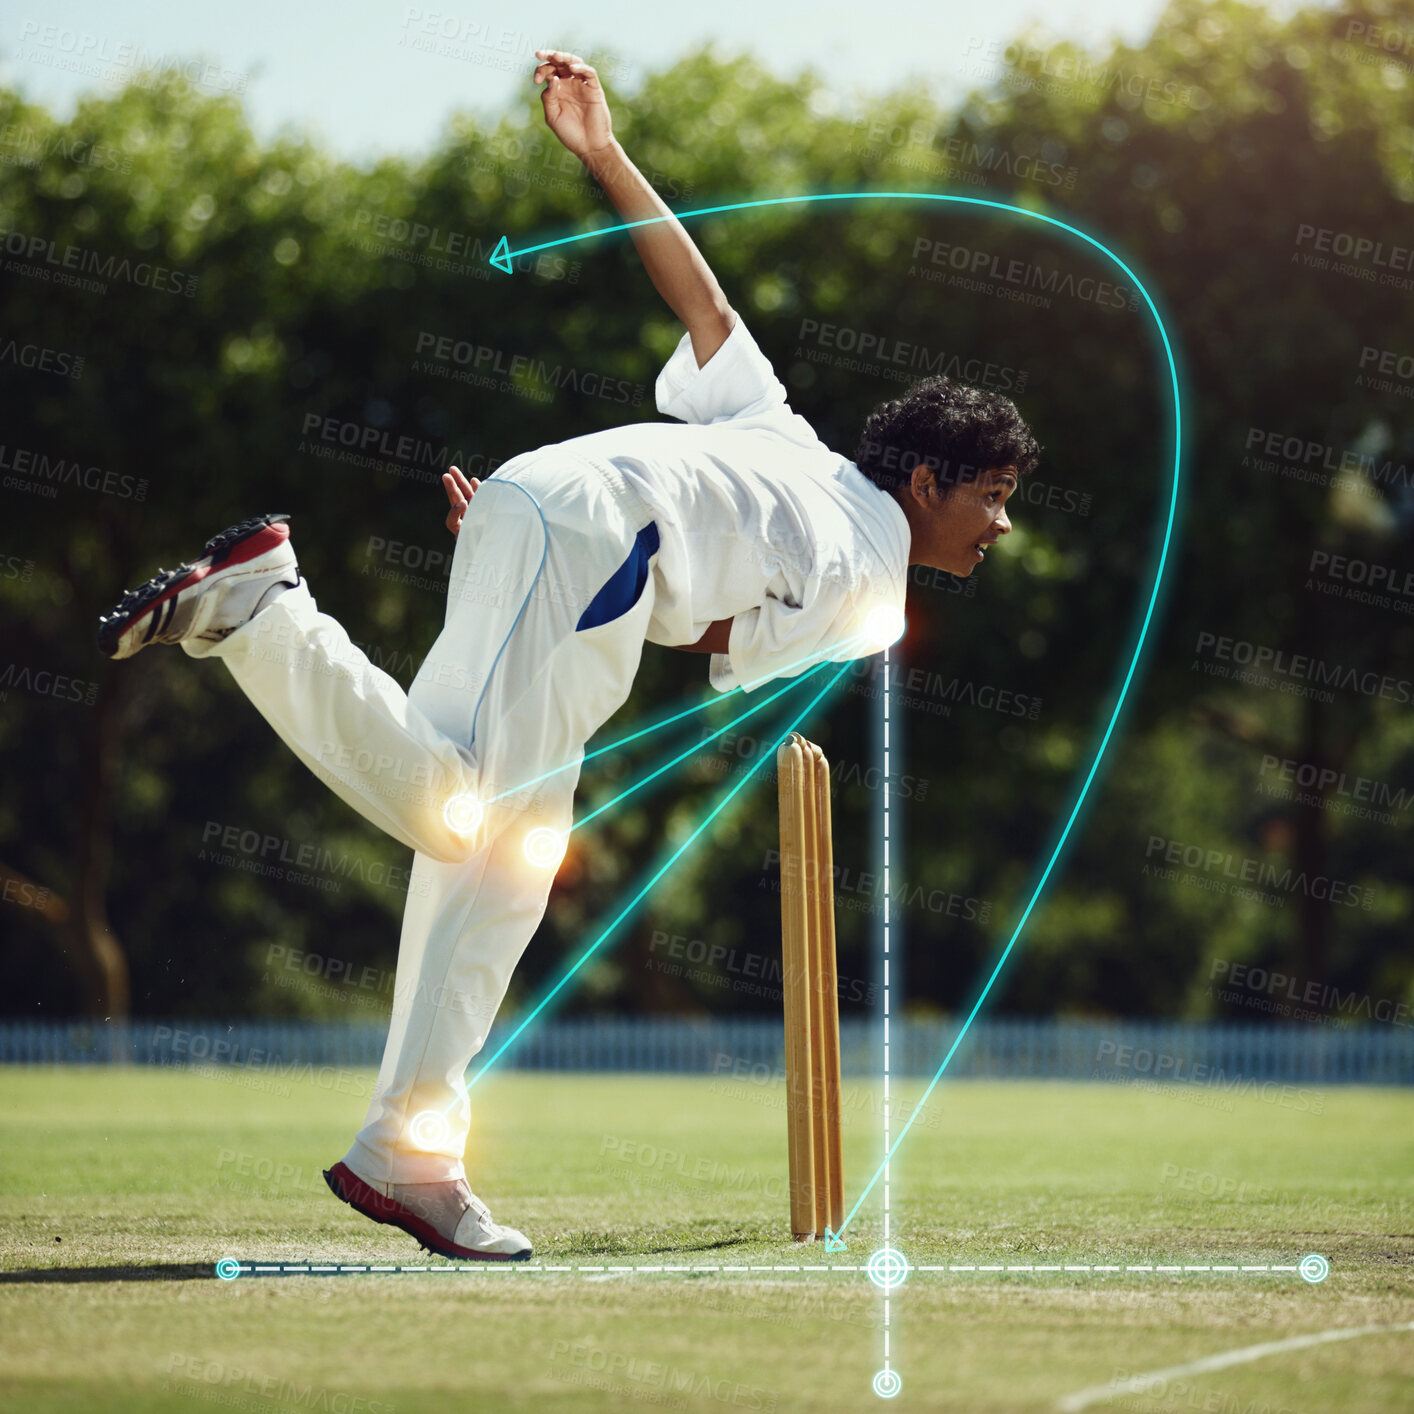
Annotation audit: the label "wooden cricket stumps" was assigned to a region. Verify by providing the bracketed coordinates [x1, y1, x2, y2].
[777, 732, 844, 1243]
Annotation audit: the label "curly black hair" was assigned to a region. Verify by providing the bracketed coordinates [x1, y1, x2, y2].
[854, 376, 1041, 495]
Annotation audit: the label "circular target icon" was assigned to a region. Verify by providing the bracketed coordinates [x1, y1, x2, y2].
[1299, 1253, 1329, 1284]
[523, 827, 566, 869]
[865, 1246, 910, 1291]
[443, 793, 483, 836]
[408, 1110, 450, 1150]
[872, 1369, 902, 1399]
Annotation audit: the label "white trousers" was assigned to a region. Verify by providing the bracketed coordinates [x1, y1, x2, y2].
[185, 458, 659, 1181]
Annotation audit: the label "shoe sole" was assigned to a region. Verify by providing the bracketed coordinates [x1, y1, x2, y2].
[96, 513, 291, 659]
[322, 1162, 531, 1262]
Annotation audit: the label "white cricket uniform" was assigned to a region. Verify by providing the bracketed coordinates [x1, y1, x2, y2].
[184, 313, 910, 1184]
[546, 313, 911, 690]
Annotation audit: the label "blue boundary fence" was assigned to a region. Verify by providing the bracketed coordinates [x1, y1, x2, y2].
[1, 1017, 1411, 1084]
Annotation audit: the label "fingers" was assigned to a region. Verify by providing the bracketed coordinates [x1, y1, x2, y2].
[533, 49, 598, 86]
[444, 468, 480, 536]
[447, 464, 478, 501]
[535, 49, 592, 69]
[444, 488, 464, 536]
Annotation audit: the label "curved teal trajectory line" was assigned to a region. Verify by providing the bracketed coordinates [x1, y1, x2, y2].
[492, 191, 1184, 1242]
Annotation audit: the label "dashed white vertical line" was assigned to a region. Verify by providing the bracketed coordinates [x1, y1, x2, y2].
[882, 644, 892, 1376]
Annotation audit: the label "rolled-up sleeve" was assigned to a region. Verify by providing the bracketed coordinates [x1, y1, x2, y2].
[655, 314, 789, 425]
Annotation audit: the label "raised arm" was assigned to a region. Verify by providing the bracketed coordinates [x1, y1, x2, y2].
[533, 49, 735, 369]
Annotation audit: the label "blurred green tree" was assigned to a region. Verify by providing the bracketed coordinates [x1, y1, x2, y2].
[0, 0, 1409, 1026]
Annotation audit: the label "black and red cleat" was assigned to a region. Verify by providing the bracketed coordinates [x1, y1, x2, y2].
[97, 513, 299, 660]
[323, 1161, 533, 1262]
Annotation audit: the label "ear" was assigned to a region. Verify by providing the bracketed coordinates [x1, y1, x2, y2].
[909, 463, 938, 503]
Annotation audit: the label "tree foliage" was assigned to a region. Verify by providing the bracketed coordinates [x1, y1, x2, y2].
[1, 0, 1410, 1025]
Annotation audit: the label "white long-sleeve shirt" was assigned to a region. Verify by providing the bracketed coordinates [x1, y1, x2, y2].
[529, 313, 911, 692]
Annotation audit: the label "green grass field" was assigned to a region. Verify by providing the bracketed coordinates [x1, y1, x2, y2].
[1, 1066, 1411, 1413]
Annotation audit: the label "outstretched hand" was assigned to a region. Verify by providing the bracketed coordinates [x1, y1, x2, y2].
[443, 465, 480, 536]
[533, 48, 614, 158]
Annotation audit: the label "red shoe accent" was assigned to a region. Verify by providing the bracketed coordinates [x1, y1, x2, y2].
[322, 1162, 525, 1262]
[139, 521, 291, 622]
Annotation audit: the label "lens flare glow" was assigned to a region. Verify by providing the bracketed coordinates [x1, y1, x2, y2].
[443, 793, 483, 836]
[865, 605, 906, 650]
[523, 826, 567, 869]
[408, 1110, 450, 1150]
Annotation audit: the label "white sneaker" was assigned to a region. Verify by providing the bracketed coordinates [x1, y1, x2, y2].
[97, 513, 300, 660]
[322, 1161, 533, 1262]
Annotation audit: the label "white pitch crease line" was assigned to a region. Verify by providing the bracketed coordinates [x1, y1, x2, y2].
[230, 1258, 1312, 1279]
[1056, 1323, 1414, 1412]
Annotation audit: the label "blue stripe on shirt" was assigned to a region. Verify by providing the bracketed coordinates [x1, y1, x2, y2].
[576, 521, 661, 631]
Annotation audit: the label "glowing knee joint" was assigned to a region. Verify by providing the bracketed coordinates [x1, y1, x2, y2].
[523, 826, 567, 870]
[865, 605, 906, 650]
[408, 1110, 450, 1150]
[443, 793, 483, 837]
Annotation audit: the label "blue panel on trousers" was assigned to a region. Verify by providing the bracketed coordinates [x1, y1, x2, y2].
[576, 521, 661, 631]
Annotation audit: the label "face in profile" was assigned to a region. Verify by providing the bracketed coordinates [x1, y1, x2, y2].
[918, 464, 1018, 576]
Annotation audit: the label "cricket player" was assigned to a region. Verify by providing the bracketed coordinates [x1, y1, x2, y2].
[97, 50, 1040, 1260]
